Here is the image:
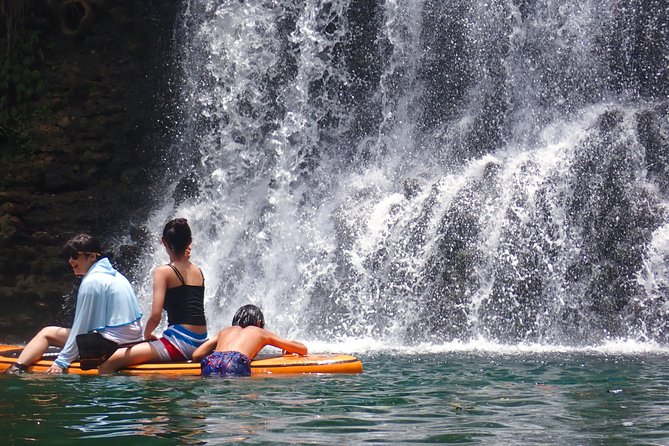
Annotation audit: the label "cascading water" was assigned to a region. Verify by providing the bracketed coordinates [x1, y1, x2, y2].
[134, 0, 669, 349]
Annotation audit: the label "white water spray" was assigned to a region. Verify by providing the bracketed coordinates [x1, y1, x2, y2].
[132, 0, 669, 353]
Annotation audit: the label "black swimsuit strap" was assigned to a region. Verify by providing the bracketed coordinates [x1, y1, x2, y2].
[168, 264, 186, 286]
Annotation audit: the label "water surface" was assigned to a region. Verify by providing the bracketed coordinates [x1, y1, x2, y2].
[2, 352, 668, 445]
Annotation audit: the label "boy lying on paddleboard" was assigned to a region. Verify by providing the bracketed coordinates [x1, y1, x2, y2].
[192, 304, 308, 376]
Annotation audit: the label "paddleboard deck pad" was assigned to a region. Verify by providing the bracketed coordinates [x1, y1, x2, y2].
[0, 344, 362, 376]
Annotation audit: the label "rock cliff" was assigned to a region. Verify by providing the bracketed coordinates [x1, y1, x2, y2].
[0, 0, 180, 341]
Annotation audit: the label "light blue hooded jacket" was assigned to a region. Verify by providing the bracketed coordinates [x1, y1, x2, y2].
[54, 257, 143, 369]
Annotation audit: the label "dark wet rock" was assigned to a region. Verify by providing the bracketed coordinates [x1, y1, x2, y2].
[173, 173, 200, 206]
[0, 1, 181, 341]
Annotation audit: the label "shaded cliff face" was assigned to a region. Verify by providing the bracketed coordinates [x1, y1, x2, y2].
[0, 1, 180, 341]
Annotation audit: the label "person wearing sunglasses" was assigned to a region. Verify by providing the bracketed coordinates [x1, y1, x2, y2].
[6, 233, 143, 374]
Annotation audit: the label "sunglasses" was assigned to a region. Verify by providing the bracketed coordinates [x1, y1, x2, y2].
[65, 251, 99, 261]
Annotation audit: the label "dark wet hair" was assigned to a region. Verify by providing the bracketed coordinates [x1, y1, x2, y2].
[63, 233, 102, 258]
[162, 218, 192, 257]
[232, 304, 265, 328]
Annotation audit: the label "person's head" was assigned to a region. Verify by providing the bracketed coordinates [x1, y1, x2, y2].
[232, 304, 265, 328]
[162, 218, 192, 257]
[63, 233, 102, 276]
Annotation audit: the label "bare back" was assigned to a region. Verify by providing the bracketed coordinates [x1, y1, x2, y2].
[212, 326, 307, 359]
[214, 326, 264, 358]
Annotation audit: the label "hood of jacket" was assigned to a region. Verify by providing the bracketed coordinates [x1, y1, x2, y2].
[84, 257, 117, 277]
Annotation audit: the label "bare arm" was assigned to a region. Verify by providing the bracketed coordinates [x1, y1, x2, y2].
[144, 267, 168, 340]
[264, 330, 308, 356]
[192, 335, 218, 362]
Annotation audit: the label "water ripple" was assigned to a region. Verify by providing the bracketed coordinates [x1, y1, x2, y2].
[2, 353, 669, 445]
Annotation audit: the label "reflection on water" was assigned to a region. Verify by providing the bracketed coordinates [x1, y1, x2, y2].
[1, 353, 669, 445]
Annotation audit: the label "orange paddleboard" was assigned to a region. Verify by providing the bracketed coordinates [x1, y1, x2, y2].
[0, 344, 363, 376]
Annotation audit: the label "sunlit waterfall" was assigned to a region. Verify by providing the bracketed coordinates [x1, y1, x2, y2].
[132, 0, 668, 350]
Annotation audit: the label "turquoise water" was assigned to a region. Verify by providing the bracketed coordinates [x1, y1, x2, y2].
[2, 352, 669, 445]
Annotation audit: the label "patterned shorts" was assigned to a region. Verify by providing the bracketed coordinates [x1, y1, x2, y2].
[200, 351, 252, 377]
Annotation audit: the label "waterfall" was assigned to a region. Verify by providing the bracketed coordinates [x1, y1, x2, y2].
[134, 0, 669, 348]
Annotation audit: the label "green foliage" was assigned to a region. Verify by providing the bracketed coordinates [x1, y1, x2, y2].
[0, 29, 45, 153]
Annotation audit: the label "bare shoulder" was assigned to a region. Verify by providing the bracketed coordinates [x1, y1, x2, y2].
[154, 264, 172, 273]
[251, 326, 282, 341]
[235, 325, 267, 342]
[187, 262, 203, 276]
[153, 264, 173, 278]
[244, 326, 266, 335]
[219, 326, 243, 338]
[220, 326, 240, 334]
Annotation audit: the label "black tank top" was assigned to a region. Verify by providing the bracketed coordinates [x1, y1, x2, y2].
[163, 264, 206, 326]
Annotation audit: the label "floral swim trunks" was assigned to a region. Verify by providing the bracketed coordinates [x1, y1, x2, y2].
[200, 351, 252, 377]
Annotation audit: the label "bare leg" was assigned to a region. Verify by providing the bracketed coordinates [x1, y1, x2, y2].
[98, 342, 162, 374]
[16, 326, 70, 367]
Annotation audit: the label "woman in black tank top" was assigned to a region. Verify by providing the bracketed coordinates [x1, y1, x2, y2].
[98, 218, 208, 373]
[162, 263, 206, 326]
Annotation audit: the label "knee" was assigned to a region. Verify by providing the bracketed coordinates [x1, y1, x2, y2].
[37, 326, 61, 337]
[38, 326, 68, 344]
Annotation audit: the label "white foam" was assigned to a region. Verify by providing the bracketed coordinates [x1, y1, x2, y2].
[306, 337, 669, 356]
